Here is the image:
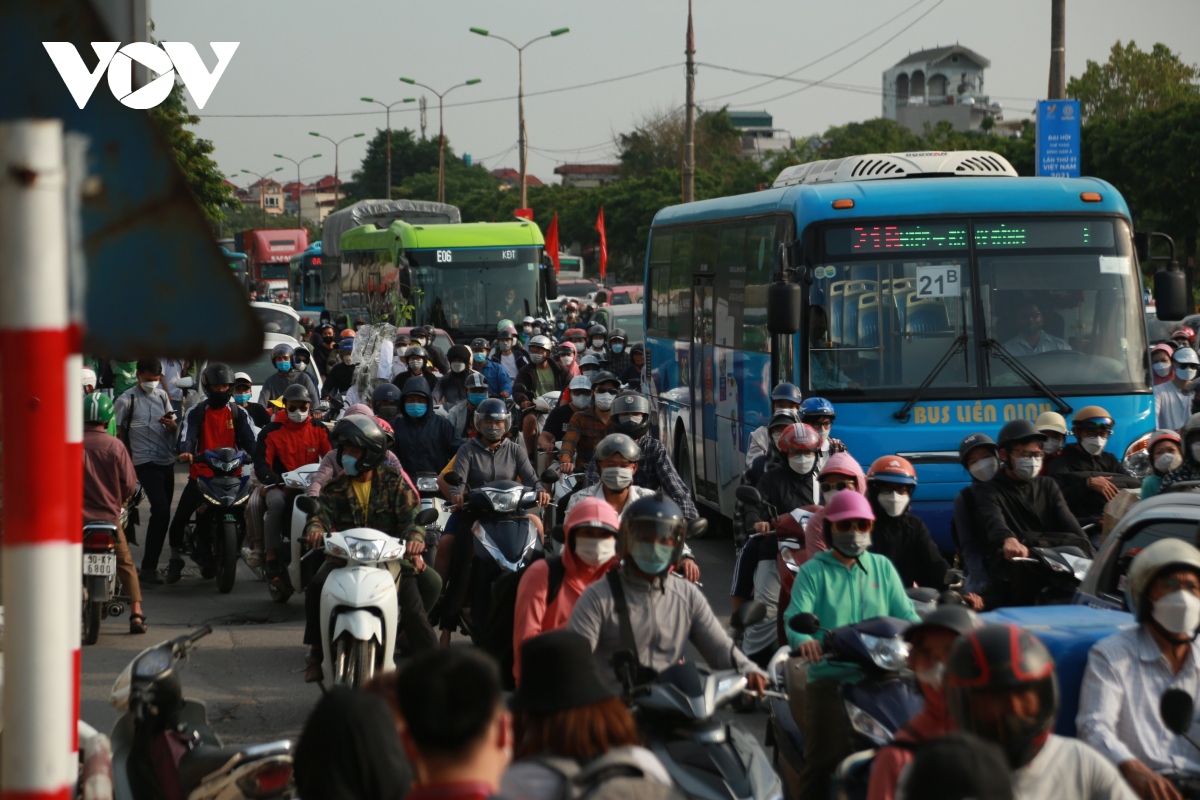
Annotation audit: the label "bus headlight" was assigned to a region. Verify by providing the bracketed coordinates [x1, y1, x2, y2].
[1123, 432, 1153, 478]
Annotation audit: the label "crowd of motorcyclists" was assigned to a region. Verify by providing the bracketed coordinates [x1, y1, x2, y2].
[75, 302, 1200, 800]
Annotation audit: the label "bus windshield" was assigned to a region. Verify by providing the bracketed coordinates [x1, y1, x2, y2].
[260, 263, 288, 280]
[407, 247, 540, 337]
[807, 216, 1147, 397]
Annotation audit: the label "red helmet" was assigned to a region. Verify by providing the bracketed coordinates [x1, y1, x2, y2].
[866, 455, 918, 487]
[1175, 326, 1195, 342]
[777, 423, 822, 455]
[1150, 429, 1182, 452]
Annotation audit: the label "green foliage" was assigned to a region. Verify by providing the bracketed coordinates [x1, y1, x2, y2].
[350, 128, 443, 198]
[1067, 41, 1200, 121]
[218, 205, 319, 241]
[150, 81, 235, 223]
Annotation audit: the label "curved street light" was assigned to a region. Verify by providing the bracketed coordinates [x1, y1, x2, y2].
[399, 77, 482, 203]
[273, 153, 321, 228]
[308, 132, 365, 214]
[240, 166, 284, 226]
[361, 97, 416, 199]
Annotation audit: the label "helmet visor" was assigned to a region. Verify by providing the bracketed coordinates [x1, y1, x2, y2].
[624, 517, 685, 548]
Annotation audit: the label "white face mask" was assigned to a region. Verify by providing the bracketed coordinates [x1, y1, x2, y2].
[1080, 435, 1108, 456]
[771, 431, 785, 448]
[914, 662, 945, 690]
[523, 325, 533, 334]
[1177, 365, 1198, 381]
[530, 353, 545, 365]
[139, 380, 159, 392]
[1043, 435, 1064, 455]
[968, 456, 999, 482]
[1012, 455, 1043, 481]
[573, 341, 585, 353]
[574, 536, 618, 567]
[1152, 590, 1200, 636]
[294, 361, 307, 372]
[788, 454, 816, 475]
[824, 488, 843, 504]
[450, 362, 466, 373]
[594, 391, 615, 411]
[1153, 362, 1174, 377]
[592, 337, 606, 349]
[287, 409, 309, 423]
[1156, 452, 1183, 474]
[571, 393, 592, 410]
[408, 359, 423, 371]
[560, 353, 575, 366]
[877, 491, 910, 517]
[601, 467, 634, 491]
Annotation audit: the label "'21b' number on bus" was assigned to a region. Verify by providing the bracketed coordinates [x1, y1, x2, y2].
[915, 265, 961, 298]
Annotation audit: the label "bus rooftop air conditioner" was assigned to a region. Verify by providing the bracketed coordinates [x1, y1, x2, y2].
[772, 150, 1018, 188]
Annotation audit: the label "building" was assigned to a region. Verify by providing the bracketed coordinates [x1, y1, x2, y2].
[727, 110, 791, 163]
[553, 163, 622, 189]
[246, 177, 285, 216]
[882, 45, 1002, 134]
[491, 168, 544, 190]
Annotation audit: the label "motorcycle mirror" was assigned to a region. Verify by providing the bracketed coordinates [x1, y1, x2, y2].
[175, 377, 194, 389]
[551, 525, 566, 544]
[295, 496, 320, 516]
[444, 471, 463, 487]
[688, 518, 708, 539]
[414, 508, 438, 526]
[789, 612, 821, 635]
[731, 600, 767, 630]
[1162, 688, 1195, 735]
[541, 468, 561, 484]
[735, 485, 762, 506]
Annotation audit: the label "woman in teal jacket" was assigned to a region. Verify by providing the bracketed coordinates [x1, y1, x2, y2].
[782, 490, 919, 800]
[1140, 429, 1183, 500]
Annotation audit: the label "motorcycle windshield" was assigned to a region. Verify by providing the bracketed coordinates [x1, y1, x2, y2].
[472, 518, 536, 566]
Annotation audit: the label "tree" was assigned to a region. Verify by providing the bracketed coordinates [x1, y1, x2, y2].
[150, 81, 235, 222]
[217, 204, 319, 241]
[618, 106, 766, 188]
[1067, 41, 1200, 121]
[350, 128, 442, 199]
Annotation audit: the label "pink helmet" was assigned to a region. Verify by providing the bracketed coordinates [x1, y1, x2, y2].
[824, 490, 875, 523]
[564, 496, 620, 537]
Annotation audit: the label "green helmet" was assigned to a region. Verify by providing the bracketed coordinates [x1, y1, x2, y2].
[83, 392, 114, 425]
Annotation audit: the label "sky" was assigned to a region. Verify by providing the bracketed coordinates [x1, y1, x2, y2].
[152, 0, 1200, 191]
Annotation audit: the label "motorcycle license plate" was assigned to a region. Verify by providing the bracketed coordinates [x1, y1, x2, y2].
[83, 554, 116, 576]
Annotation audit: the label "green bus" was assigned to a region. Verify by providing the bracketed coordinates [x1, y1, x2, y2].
[338, 219, 552, 340]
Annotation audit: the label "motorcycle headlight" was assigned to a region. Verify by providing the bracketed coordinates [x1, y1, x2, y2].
[134, 647, 173, 679]
[231, 492, 251, 507]
[416, 476, 440, 492]
[1123, 432, 1153, 478]
[482, 488, 522, 513]
[345, 536, 384, 562]
[844, 699, 893, 746]
[328, 542, 347, 557]
[860, 633, 910, 671]
[198, 484, 221, 504]
[218, 458, 242, 474]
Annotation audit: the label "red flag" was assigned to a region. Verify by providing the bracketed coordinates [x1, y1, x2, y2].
[545, 213, 561, 274]
[595, 206, 608, 281]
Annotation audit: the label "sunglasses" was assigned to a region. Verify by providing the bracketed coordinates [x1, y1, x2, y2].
[878, 483, 914, 496]
[831, 518, 872, 533]
[820, 479, 857, 493]
[594, 389, 618, 397]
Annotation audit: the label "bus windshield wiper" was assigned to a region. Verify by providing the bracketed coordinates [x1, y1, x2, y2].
[894, 335, 968, 423]
[981, 339, 1073, 415]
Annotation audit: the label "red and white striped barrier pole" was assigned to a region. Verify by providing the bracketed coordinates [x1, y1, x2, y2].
[0, 119, 77, 800]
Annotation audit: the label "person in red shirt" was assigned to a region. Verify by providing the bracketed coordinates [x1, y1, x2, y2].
[254, 383, 332, 586]
[396, 647, 512, 800]
[866, 604, 980, 800]
[167, 363, 258, 584]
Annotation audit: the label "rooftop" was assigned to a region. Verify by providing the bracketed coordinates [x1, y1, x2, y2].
[893, 44, 990, 70]
[554, 163, 622, 176]
[728, 110, 774, 129]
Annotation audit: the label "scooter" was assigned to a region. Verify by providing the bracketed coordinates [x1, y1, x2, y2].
[1159, 688, 1200, 797]
[1011, 544, 1094, 604]
[295, 496, 438, 688]
[183, 448, 252, 593]
[269, 462, 321, 603]
[109, 626, 294, 799]
[621, 601, 784, 800]
[82, 487, 145, 645]
[541, 467, 586, 552]
[412, 470, 450, 562]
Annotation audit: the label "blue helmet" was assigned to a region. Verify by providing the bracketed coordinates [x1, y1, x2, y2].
[770, 383, 804, 406]
[339, 338, 356, 353]
[799, 397, 836, 421]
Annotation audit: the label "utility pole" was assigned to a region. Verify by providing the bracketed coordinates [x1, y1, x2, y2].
[1048, 0, 1066, 99]
[362, 97, 416, 200]
[309, 132, 365, 217]
[682, 0, 696, 204]
[400, 77, 482, 204]
[419, 96, 428, 141]
[274, 152, 321, 228]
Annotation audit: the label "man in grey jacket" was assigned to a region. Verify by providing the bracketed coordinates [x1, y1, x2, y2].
[258, 342, 319, 407]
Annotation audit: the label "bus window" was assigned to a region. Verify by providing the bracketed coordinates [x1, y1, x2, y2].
[743, 222, 775, 354]
[303, 269, 322, 306]
[715, 224, 746, 347]
[669, 230, 693, 339]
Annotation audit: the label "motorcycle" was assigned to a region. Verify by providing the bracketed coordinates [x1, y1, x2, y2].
[1159, 688, 1200, 798]
[1011, 544, 1094, 604]
[183, 448, 252, 593]
[295, 496, 438, 688]
[412, 471, 450, 563]
[540, 467, 586, 551]
[620, 601, 784, 800]
[109, 626, 294, 799]
[82, 487, 145, 645]
[269, 462, 321, 603]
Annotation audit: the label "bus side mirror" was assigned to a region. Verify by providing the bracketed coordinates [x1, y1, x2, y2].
[767, 280, 803, 334]
[1143, 232, 1188, 321]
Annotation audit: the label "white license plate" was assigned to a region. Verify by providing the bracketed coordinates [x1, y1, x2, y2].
[83, 554, 116, 576]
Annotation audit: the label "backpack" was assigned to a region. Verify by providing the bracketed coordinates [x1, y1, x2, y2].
[530, 751, 685, 800]
[483, 551, 566, 689]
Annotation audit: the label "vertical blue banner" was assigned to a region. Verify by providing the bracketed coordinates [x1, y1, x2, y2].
[1036, 99, 1081, 178]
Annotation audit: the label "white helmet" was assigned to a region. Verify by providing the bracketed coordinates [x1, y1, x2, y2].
[528, 334, 553, 351]
[81, 366, 97, 388]
[1126, 538, 1200, 620]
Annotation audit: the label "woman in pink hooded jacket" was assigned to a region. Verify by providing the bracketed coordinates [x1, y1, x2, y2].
[801, 451, 867, 565]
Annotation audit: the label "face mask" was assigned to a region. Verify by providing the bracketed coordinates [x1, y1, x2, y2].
[323, 335, 335, 344]
[594, 392, 615, 411]
[1154, 362, 1174, 377]
[412, 337, 425, 347]
[1156, 452, 1183, 474]
[1152, 590, 1200, 636]
[611, 343, 625, 354]
[408, 360, 423, 371]
[601, 467, 634, 491]
[473, 352, 487, 364]
[288, 409, 309, 423]
[630, 541, 674, 575]
[573, 341, 586, 353]
[831, 530, 871, 558]
[877, 491, 909, 517]
[560, 353, 575, 366]
[450, 362, 466, 373]
[294, 361, 307, 372]
[771, 431, 784, 448]
[914, 662, 945, 691]
[234, 392, 251, 404]
[788, 453, 816, 475]
[405, 403, 427, 418]
[592, 338, 606, 349]
[1080, 436, 1108, 456]
[275, 361, 291, 372]
[558, 322, 566, 330]
[139, 380, 159, 392]
[341, 454, 359, 476]
[1177, 366, 1198, 381]
[467, 391, 488, 406]
[523, 325, 532, 334]
[968, 456, 998, 482]
[574, 537, 617, 567]
[1012, 455, 1043, 480]
[1043, 435, 1064, 455]
[342, 354, 353, 365]
[571, 393, 592, 410]
[824, 488, 843, 504]
[208, 390, 232, 408]
[530, 353, 545, 365]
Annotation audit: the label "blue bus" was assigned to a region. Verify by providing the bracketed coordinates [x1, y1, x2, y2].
[643, 150, 1153, 550]
[290, 241, 325, 315]
[220, 246, 249, 293]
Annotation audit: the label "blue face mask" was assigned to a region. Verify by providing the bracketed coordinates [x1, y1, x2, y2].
[234, 392, 251, 404]
[405, 403, 428, 418]
[275, 361, 291, 372]
[468, 392, 488, 406]
[473, 353, 487, 364]
[630, 541, 674, 575]
[611, 343, 625, 354]
[341, 454, 359, 476]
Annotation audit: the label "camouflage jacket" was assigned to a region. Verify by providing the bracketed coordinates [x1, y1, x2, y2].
[304, 466, 423, 566]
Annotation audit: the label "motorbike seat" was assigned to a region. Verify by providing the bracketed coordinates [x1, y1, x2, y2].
[84, 521, 120, 533]
[177, 744, 245, 794]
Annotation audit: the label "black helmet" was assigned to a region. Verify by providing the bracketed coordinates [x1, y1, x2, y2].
[959, 433, 999, 466]
[371, 383, 402, 417]
[590, 370, 619, 389]
[771, 383, 803, 406]
[618, 493, 687, 575]
[464, 373, 488, 392]
[587, 324, 607, 339]
[996, 419, 1046, 450]
[611, 392, 651, 438]
[281, 383, 313, 405]
[609, 327, 628, 343]
[474, 398, 511, 442]
[201, 362, 235, 408]
[769, 409, 800, 431]
[448, 344, 471, 364]
[271, 342, 294, 361]
[332, 415, 392, 473]
[595, 432, 642, 462]
[630, 342, 645, 354]
[904, 604, 980, 643]
[406, 345, 427, 360]
[470, 337, 489, 350]
[945, 624, 1058, 769]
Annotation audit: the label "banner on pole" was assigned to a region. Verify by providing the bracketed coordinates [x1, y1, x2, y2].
[1036, 100, 1081, 178]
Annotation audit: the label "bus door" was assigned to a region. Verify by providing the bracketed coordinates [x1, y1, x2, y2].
[691, 275, 718, 503]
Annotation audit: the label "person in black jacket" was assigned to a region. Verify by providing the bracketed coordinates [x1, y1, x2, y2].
[1045, 405, 1137, 532]
[323, 339, 356, 399]
[392, 346, 439, 394]
[412, 325, 450, 375]
[619, 342, 645, 391]
[864, 456, 984, 610]
[744, 423, 823, 538]
[432, 344, 473, 407]
[974, 419, 1094, 607]
[389, 376, 458, 475]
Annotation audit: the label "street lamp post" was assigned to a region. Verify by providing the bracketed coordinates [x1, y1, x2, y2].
[361, 97, 416, 200]
[273, 152, 322, 228]
[470, 26, 569, 208]
[399, 77, 482, 204]
[241, 167, 284, 227]
[309, 132, 366, 216]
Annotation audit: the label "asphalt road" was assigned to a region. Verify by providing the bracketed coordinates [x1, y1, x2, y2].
[80, 468, 767, 745]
